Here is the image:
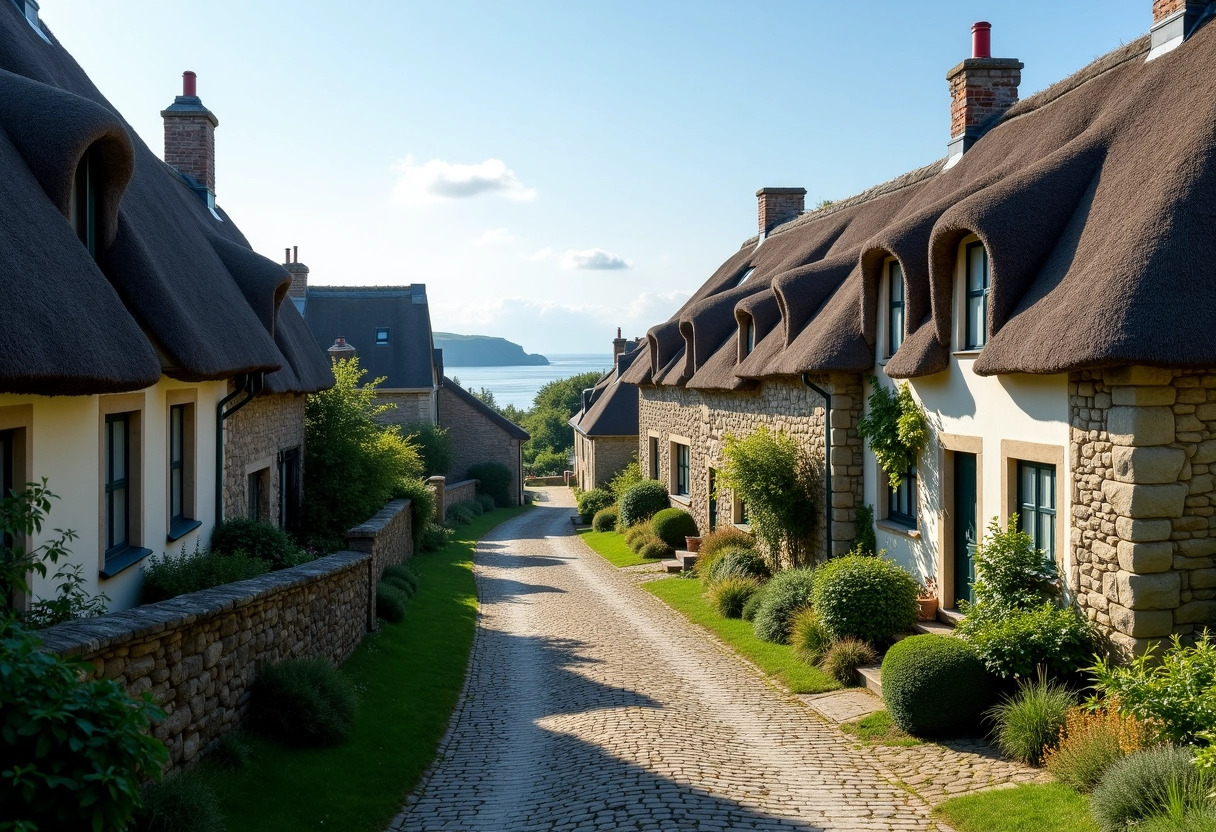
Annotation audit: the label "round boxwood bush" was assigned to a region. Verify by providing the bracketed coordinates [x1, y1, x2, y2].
[618, 480, 670, 528]
[592, 506, 619, 532]
[477, 493, 496, 513]
[652, 507, 699, 548]
[639, 540, 674, 559]
[251, 658, 357, 747]
[376, 581, 408, 622]
[577, 488, 614, 523]
[881, 634, 994, 737]
[708, 547, 772, 585]
[812, 554, 917, 644]
[753, 568, 818, 643]
[382, 564, 419, 596]
[1091, 746, 1208, 832]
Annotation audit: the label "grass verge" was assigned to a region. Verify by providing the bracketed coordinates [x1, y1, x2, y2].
[935, 783, 1096, 832]
[205, 506, 529, 832]
[578, 528, 653, 567]
[839, 710, 920, 747]
[644, 576, 837, 694]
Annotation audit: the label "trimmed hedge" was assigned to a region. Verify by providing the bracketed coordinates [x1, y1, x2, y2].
[651, 508, 699, 548]
[811, 554, 917, 644]
[577, 488, 615, 523]
[592, 506, 619, 532]
[881, 634, 993, 737]
[210, 517, 309, 570]
[468, 462, 513, 507]
[618, 480, 670, 528]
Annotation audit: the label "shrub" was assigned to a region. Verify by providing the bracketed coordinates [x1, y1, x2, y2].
[142, 545, 270, 603]
[707, 547, 772, 585]
[741, 589, 765, 622]
[881, 634, 994, 736]
[812, 551, 918, 644]
[446, 501, 479, 526]
[753, 568, 818, 643]
[0, 620, 168, 832]
[852, 504, 877, 556]
[607, 460, 644, 500]
[857, 381, 928, 491]
[695, 526, 757, 579]
[376, 581, 408, 622]
[529, 449, 570, 477]
[382, 564, 419, 597]
[592, 506, 619, 532]
[1045, 708, 1148, 793]
[969, 517, 1059, 613]
[250, 658, 356, 747]
[639, 540, 674, 559]
[209, 731, 253, 771]
[790, 607, 832, 664]
[210, 516, 308, 570]
[956, 602, 1095, 680]
[707, 576, 761, 618]
[393, 477, 438, 548]
[468, 462, 513, 507]
[22, 560, 109, 628]
[618, 480, 670, 528]
[986, 673, 1074, 766]
[717, 426, 815, 565]
[820, 637, 878, 686]
[129, 771, 225, 832]
[477, 493, 496, 513]
[626, 521, 659, 553]
[418, 522, 452, 552]
[652, 507, 699, 548]
[404, 422, 454, 477]
[1091, 746, 1210, 832]
[577, 488, 615, 523]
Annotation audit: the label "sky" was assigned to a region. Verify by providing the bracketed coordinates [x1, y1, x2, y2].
[45, 1, 1147, 355]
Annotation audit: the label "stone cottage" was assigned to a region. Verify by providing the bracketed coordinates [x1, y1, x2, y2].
[570, 330, 643, 491]
[621, 1, 1216, 655]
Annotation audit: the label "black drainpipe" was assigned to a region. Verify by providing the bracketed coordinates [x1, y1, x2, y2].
[215, 372, 264, 527]
[801, 374, 833, 562]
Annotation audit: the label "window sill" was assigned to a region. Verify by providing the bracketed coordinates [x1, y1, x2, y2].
[952, 349, 983, 357]
[670, 494, 691, 506]
[877, 519, 921, 540]
[100, 545, 153, 579]
[167, 518, 202, 542]
[733, 523, 752, 533]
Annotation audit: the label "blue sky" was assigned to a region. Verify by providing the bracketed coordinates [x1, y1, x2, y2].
[48, 1, 1146, 355]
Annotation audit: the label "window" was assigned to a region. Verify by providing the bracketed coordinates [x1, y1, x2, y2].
[279, 447, 301, 532]
[103, 413, 133, 566]
[887, 462, 917, 528]
[375, 327, 389, 345]
[964, 242, 989, 349]
[708, 468, 718, 531]
[736, 267, 755, 287]
[674, 442, 690, 497]
[743, 319, 756, 356]
[248, 468, 269, 522]
[0, 429, 13, 501]
[733, 494, 749, 526]
[167, 404, 199, 540]
[1018, 461, 1057, 561]
[649, 436, 660, 480]
[887, 260, 905, 357]
[70, 148, 99, 258]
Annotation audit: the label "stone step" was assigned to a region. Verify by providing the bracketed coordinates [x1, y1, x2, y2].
[939, 607, 964, 627]
[913, 618, 957, 637]
[661, 559, 684, 574]
[676, 550, 699, 571]
[857, 664, 883, 697]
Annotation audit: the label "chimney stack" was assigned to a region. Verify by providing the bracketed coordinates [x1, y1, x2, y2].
[283, 246, 309, 300]
[328, 337, 357, 363]
[946, 23, 1022, 166]
[1149, 1, 1206, 58]
[161, 71, 219, 195]
[613, 327, 628, 360]
[756, 188, 806, 237]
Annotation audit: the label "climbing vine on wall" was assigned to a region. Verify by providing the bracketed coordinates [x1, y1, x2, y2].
[857, 379, 929, 489]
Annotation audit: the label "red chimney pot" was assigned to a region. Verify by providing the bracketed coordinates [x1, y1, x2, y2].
[972, 22, 992, 59]
[182, 70, 197, 97]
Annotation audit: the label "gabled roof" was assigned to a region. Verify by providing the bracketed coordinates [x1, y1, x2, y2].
[303, 286, 438, 390]
[440, 376, 530, 441]
[624, 24, 1216, 390]
[0, 3, 330, 395]
[571, 350, 641, 437]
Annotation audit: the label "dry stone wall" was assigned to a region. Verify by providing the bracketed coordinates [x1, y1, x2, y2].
[345, 498, 414, 630]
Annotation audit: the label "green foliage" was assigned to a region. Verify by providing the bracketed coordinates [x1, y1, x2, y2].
[516, 370, 604, 473]
[969, 517, 1059, 613]
[210, 517, 309, 570]
[577, 488, 615, 523]
[651, 507, 699, 548]
[853, 504, 877, 555]
[592, 506, 618, 532]
[639, 540, 673, 559]
[382, 564, 419, 598]
[22, 560, 109, 629]
[376, 581, 408, 622]
[0, 620, 168, 831]
[209, 732, 253, 772]
[717, 426, 815, 566]
[393, 478, 437, 548]
[812, 551, 918, 644]
[607, 460, 643, 500]
[142, 544, 270, 604]
[694, 526, 756, 580]
[404, 422, 454, 477]
[1090, 747, 1211, 832]
[987, 672, 1074, 766]
[881, 634, 994, 737]
[957, 602, 1095, 680]
[625, 521, 658, 552]
[790, 607, 832, 664]
[1045, 708, 1145, 793]
[528, 449, 569, 477]
[445, 501, 480, 526]
[706, 576, 761, 618]
[752, 568, 818, 644]
[706, 547, 772, 585]
[857, 380, 929, 489]
[468, 462, 513, 507]
[303, 358, 424, 549]
[820, 636, 878, 686]
[418, 522, 452, 552]
[937, 783, 1098, 832]
[741, 589, 765, 622]
[477, 494, 496, 513]
[618, 480, 670, 528]
[251, 658, 357, 747]
[129, 770, 225, 832]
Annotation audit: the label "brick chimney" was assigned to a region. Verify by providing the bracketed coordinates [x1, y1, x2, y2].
[283, 246, 308, 300]
[161, 71, 218, 195]
[1149, 1, 1208, 58]
[756, 188, 806, 237]
[613, 327, 628, 360]
[945, 23, 1022, 166]
[327, 337, 357, 362]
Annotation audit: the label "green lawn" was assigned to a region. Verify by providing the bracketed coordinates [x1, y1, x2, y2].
[206, 506, 529, 832]
[839, 709, 920, 747]
[643, 576, 838, 694]
[578, 528, 653, 567]
[936, 783, 1097, 832]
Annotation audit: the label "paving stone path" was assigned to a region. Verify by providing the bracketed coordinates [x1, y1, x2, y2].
[391, 489, 1033, 831]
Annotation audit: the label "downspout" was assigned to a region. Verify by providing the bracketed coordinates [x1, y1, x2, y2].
[801, 374, 833, 561]
[214, 372, 264, 526]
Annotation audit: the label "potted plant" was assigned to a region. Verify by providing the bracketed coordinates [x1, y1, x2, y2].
[685, 536, 702, 553]
[916, 577, 939, 621]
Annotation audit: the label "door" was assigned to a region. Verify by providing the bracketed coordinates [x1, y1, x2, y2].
[953, 452, 978, 606]
[708, 468, 717, 531]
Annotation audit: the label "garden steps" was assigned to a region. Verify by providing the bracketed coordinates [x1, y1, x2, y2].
[660, 549, 698, 574]
[857, 664, 883, 696]
[861, 611, 961, 696]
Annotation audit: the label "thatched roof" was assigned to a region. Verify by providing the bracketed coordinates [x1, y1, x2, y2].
[571, 350, 641, 438]
[625, 24, 1216, 389]
[0, 4, 330, 395]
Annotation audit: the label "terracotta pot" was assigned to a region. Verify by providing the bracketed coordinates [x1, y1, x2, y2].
[685, 536, 702, 553]
[915, 596, 939, 621]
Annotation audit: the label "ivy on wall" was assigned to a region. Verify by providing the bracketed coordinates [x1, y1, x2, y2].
[857, 379, 929, 489]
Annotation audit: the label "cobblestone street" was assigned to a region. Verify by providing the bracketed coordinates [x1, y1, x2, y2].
[390, 490, 1010, 831]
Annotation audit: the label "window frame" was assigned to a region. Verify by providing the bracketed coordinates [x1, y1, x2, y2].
[278, 446, 301, 532]
[70, 147, 98, 258]
[673, 441, 690, 498]
[886, 461, 918, 529]
[248, 467, 270, 522]
[736, 267, 755, 287]
[887, 259, 905, 358]
[964, 241, 990, 350]
[648, 435, 660, 480]
[375, 327, 390, 345]
[743, 318, 756, 356]
[166, 402, 200, 541]
[1017, 460, 1057, 562]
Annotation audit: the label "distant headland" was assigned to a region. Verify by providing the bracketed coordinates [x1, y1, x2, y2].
[434, 332, 550, 366]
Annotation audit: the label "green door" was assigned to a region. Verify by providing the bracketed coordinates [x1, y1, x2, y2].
[708, 469, 718, 531]
[953, 452, 978, 606]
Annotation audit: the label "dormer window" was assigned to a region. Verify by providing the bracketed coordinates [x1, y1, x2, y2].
[70, 148, 98, 258]
[736, 267, 755, 287]
[964, 242, 989, 349]
[375, 327, 389, 345]
[743, 319, 755, 356]
[887, 260, 905, 358]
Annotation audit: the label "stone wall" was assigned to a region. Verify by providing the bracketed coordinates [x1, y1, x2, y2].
[1071, 366, 1216, 657]
[223, 391, 306, 527]
[376, 391, 435, 428]
[446, 477, 478, 508]
[37, 552, 370, 769]
[345, 498, 414, 630]
[574, 433, 636, 490]
[637, 374, 864, 562]
[439, 384, 523, 504]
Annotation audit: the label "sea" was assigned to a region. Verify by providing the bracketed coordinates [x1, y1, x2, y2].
[446, 354, 614, 411]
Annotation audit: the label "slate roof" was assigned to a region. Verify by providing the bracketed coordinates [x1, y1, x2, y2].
[441, 376, 530, 441]
[622, 22, 1216, 390]
[0, 2, 330, 395]
[570, 349, 641, 438]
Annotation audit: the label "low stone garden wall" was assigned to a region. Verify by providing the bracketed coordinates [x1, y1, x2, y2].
[446, 478, 478, 508]
[427, 476, 480, 522]
[345, 498, 414, 630]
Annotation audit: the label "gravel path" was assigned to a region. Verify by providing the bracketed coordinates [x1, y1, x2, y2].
[390, 488, 963, 831]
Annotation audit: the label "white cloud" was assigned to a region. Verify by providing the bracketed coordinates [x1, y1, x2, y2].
[526, 247, 553, 261]
[391, 156, 536, 204]
[475, 228, 515, 247]
[627, 290, 690, 319]
[559, 248, 632, 270]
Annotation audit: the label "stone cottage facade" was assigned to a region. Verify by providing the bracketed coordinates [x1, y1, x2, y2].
[570, 332, 643, 491]
[439, 379, 529, 505]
